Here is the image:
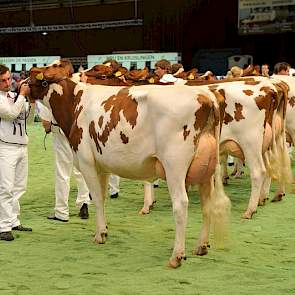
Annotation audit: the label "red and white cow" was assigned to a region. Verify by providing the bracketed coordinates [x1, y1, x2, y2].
[224, 75, 294, 203]
[184, 78, 291, 218]
[28, 65, 230, 268]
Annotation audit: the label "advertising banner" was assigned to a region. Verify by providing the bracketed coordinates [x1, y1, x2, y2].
[88, 52, 181, 70]
[238, 0, 295, 34]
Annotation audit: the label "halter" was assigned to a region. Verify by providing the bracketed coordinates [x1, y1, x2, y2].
[28, 76, 68, 88]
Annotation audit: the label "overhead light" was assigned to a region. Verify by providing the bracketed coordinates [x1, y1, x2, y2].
[42, 32, 48, 35]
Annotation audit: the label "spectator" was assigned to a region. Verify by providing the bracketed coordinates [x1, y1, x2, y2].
[230, 66, 243, 78]
[261, 64, 270, 77]
[273, 62, 291, 75]
[253, 64, 261, 75]
[154, 59, 184, 84]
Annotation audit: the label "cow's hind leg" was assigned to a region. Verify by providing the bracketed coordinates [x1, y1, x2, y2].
[243, 152, 266, 219]
[220, 154, 229, 185]
[164, 168, 188, 268]
[91, 174, 109, 243]
[259, 176, 271, 206]
[193, 180, 212, 256]
[139, 181, 155, 215]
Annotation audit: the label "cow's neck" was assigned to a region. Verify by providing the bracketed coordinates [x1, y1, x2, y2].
[48, 80, 78, 138]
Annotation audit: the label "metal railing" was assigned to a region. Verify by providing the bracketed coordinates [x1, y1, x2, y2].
[0, 0, 136, 11]
[0, 18, 143, 33]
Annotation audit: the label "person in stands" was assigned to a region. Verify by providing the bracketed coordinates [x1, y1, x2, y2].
[273, 62, 291, 75]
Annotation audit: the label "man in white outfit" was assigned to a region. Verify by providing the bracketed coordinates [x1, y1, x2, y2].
[109, 175, 120, 198]
[36, 101, 90, 222]
[0, 64, 32, 241]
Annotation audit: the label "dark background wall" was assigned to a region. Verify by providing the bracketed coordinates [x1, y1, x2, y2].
[0, 0, 294, 72]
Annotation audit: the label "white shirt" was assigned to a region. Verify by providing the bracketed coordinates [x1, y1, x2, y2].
[0, 91, 28, 145]
[0, 91, 26, 120]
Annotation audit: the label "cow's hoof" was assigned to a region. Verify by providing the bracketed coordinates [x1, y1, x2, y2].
[168, 253, 185, 268]
[271, 193, 285, 202]
[93, 231, 107, 244]
[193, 245, 208, 256]
[223, 178, 229, 185]
[243, 210, 254, 219]
[258, 198, 267, 206]
[139, 208, 150, 215]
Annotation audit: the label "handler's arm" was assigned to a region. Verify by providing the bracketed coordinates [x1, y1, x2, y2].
[0, 83, 30, 120]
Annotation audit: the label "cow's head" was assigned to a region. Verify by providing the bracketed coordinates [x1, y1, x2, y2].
[125, 67, 150, 82]
[28, 64, 68, 101]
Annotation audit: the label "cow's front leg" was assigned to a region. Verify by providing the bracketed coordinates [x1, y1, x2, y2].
[77, 160, 108, 243]
[242, 150, 266, 219]
[259, 176, 271, 206]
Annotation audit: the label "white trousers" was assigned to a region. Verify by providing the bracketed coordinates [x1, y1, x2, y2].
[0, 141, 28, 232]
[109, 175, 120, 195]
[53, 131, 90, 220]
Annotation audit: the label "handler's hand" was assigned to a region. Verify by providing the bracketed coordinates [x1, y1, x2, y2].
[19, 83, 31, 97]
[42, 119, 52, 134]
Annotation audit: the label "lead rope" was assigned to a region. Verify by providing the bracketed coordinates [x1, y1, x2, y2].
[43, 132, 48, 151]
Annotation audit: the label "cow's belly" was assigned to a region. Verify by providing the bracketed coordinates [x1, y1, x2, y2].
[186, 132, 217, 185]
[220, 140, 244, 160]
[96, 150, 158, 181]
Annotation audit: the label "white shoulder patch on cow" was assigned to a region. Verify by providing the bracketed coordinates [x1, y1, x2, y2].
[43, 85, 63, 106]
[73, 83, 87, 96]
[71, 73, 81, 83]
[51, 84, 64, 96]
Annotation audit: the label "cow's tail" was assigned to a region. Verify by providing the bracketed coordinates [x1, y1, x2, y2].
[266, 83, 292, 188]
[265, 110, 280, 181]
[273, 83, 293, 188]
[209, 94, 231, 248]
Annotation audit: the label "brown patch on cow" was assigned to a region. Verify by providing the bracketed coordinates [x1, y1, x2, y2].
[69, 105, 83, 152]
[193, 94, 216, 146]
[244, 80, 260, 86]
[69, 90, 84, 152]
[218, 88, 225, 98]
[48, 80, 84, 153]
[255, 87, 276, 126]
[98, 116, 104, 128]
[194, 94, 213, 132]
[289, 96, 295, 107]
[97, 88, 138, 146]
[208, 85, 218, 92]
[183, 125, 190, 140]
[89, 120, 102, 154]
[234, 103, 245, 121]
[120, 131, 129, 144]
[243, 89, 254, 96]
[274, 81, 289, 120]
[224, 112, 234, 124]
[208, 88, 225, 127]
[222, 99, 233, 125]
